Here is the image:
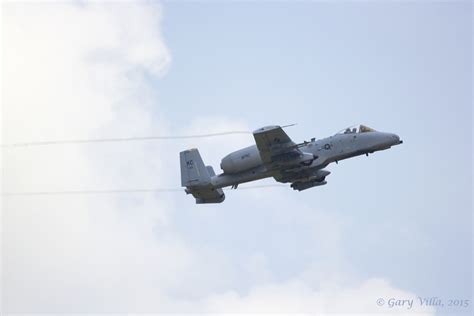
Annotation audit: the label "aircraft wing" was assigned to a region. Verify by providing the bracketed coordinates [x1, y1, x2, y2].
[253, 125, 300, 164]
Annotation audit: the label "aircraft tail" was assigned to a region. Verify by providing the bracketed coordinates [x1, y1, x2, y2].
[180, 149, 225, 204]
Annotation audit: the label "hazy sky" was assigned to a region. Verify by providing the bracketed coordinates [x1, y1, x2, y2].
[2, 1, 472, 315]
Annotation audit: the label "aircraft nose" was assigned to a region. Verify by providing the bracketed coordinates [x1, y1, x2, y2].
[390, 133, 403, 145]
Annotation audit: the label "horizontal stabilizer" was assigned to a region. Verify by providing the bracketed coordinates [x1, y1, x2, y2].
[185, 186, 225, 204]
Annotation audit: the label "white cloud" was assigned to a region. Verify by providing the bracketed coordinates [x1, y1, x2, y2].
[2, 2, 181, 312]
[2, 2, 436, 315]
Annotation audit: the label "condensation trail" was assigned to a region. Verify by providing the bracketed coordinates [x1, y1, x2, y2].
[2, 188, 183, 196]
[1, 131, 252, 148]
[1, 129, 289, 197]
[2, 184, 287, 197]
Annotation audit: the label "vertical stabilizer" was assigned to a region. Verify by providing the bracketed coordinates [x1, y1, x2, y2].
[180, 148, 211, 187]
[180, 149, 225, 203]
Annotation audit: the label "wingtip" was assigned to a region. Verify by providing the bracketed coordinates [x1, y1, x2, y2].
[253, 125, 285, 133]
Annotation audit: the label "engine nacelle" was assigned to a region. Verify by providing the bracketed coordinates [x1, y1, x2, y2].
[220, 145, 263, 174]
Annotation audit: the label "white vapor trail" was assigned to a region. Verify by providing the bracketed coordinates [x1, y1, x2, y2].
[2, 131, 252, 148]
[2, 184, 287, 197]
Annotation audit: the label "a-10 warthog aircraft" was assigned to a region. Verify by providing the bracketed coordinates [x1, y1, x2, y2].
[180, 124, 402, 203]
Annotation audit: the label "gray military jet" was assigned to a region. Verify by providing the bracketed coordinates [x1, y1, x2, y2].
[180, 124, 402, 203]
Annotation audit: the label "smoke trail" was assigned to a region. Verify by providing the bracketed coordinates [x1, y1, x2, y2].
[2, 131, 252, 148]
[2, 184, 287, 197]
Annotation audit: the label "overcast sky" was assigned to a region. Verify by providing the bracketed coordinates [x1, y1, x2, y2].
[2, 1, 472, 315]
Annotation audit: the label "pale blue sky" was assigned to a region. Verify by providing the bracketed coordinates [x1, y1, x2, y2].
[158, 0, 472, 310]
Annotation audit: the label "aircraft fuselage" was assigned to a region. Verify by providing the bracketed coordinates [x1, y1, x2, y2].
[180, 124, 403, 203]
[211, 130, 402, 189]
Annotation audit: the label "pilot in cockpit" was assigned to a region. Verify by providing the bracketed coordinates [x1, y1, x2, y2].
[338, 124, 376, 135]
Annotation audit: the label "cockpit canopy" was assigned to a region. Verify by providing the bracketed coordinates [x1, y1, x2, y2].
[336, 124, 376, 135]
